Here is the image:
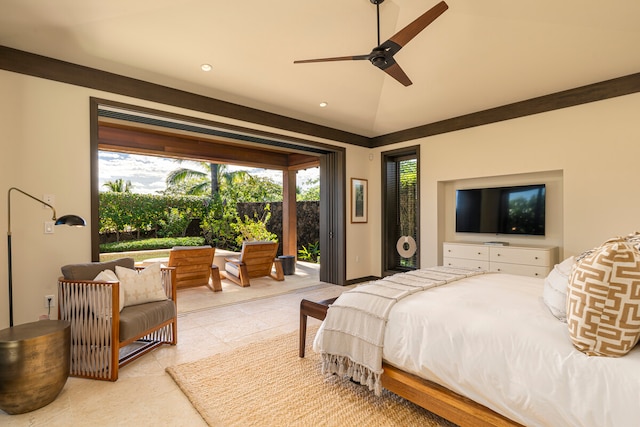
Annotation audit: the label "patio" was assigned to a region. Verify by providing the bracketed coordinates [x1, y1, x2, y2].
[100, 249, 325, 313]
[176, 259, 325, 314]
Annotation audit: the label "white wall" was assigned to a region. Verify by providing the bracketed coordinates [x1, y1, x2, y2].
[371, 92, 640, 274]
[2, 68, 639, 326]
[345, 146, 378, 279]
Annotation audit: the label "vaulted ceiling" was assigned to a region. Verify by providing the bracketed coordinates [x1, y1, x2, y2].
[1, 0, 639, 140]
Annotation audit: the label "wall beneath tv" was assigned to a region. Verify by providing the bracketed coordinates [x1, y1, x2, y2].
[438, 170, 564, 264]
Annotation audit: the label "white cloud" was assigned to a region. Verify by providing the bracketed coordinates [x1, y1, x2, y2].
[99, 152, 183, 194]
[99, 152, 318, 194]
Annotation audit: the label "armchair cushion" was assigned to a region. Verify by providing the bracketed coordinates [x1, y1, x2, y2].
[61, 258, 135, 280]
[115, 264, 167, 307]
[119, 299, 176, 342]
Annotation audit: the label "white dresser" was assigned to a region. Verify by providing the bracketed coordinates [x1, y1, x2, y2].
[443, 242, 558, 278]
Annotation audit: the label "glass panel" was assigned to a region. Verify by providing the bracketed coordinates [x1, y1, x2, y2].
[397, 158, 418, 269]
[383, 149, 419, 274]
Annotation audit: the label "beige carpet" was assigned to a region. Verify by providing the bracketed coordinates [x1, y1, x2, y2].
[166, 326, 457, 427]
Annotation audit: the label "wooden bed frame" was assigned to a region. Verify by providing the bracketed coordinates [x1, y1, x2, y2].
[300, 296, 522, 426]
[381, 363, 522, 427]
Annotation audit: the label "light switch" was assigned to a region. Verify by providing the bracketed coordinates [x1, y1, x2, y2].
[44, 221, 55, 234]
[43, 194, 55, 209]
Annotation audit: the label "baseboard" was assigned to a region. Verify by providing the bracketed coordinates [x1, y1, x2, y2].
[345, 276, 380, 286]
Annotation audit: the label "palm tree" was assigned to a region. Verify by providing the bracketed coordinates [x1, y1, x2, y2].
[165, 162, 251, 198]
[103, 178, 132, 193]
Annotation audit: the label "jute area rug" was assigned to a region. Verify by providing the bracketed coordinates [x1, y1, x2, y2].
[166, 326, 457, 427]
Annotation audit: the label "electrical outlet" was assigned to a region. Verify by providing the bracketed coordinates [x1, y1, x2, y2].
[44, 295, 55, 308]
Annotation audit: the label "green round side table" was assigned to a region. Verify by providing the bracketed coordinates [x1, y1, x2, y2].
[0, 319, 71, 415]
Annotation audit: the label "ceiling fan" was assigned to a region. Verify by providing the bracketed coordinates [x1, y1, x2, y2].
[294, 0, 448, 87]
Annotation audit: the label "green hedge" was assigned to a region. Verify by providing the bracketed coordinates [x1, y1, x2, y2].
[99, 192, 212, 238]
[100, 237, 205, 253]
[98, 192, 269, 252]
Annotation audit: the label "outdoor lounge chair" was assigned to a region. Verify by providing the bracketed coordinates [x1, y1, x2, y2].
[224, 241, 284, 287]
[168, 245, 222, 292]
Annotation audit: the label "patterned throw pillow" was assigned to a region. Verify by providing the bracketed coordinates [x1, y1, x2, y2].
[625, 231, 640, 250]
[575, 232, 640, 262]
[567, 238, 640, 357]
[115, 263, 167, 307]
[93, 269, 124, 312]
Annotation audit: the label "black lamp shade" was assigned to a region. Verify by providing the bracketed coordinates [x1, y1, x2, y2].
[55, 215, 86, 227]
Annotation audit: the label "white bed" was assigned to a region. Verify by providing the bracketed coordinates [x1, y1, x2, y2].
[314, 271, 640, 427]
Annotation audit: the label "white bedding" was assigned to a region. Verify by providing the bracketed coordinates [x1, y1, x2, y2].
[315, 272, 640, 427]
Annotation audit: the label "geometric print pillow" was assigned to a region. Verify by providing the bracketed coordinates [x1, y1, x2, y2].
[93, 269, 125, 312]
[115, 263, 167, 308]
[567, 238, 640, 357]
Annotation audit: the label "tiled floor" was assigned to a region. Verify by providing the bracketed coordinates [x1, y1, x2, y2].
[1, 278, 349, 426]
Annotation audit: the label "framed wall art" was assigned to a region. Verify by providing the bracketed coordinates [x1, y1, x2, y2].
[351, 178, 368, 223]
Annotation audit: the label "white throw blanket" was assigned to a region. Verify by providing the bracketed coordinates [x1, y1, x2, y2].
[317, 266, 485, 395]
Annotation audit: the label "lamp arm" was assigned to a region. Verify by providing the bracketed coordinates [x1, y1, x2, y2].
[7, 187, 57, 235]
[6, 187, 84, 327]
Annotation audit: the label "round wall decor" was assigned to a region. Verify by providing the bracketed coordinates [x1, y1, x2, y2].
[396, 235, 417, 258]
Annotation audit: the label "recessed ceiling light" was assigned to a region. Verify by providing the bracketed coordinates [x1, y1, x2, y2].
[201, 64, 213, 72]
[319, 102, 328, 108]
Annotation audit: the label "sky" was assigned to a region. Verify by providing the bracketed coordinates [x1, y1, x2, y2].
[98, 151, 319, 194]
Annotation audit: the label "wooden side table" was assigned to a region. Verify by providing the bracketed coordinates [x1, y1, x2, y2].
[299, 297, 337, 357]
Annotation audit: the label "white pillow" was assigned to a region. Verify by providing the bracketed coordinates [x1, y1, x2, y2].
[542, 256, 575, 322]
[93, 269, 124, 312]
[115, 263, 167, 307]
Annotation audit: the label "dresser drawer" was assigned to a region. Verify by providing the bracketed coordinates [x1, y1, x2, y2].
[489, 247, 552, 267]
[443, 257, 489, 271]
[443, 244, 489, 261]
[489, 262, 550, 278]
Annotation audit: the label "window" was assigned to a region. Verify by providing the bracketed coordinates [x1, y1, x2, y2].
[382, 147, 419, 274]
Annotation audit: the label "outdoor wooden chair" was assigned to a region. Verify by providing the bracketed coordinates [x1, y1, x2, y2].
[168, 245, 222, 292]
[224, 241, 284, 287]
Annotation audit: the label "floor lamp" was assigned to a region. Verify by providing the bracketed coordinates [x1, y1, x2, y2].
[1, 187, 86, 414]
[7, 187, 86, 327]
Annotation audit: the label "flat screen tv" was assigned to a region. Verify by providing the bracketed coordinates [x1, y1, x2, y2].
[455, 184, 546, 236]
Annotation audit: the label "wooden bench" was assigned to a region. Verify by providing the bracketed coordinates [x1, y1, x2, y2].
[299, 297, 337, 357]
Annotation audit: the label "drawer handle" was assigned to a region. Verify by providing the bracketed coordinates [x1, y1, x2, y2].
[535, 256, 539, 260]
[497, 268, 501, 271]
[477, 252, 481, 255]
[535, 273, 539, 276]
[496, 253, 501, 256]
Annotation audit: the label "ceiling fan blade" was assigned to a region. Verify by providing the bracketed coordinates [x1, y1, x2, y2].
[388, 1, 448, 49]
[383, 62, 412, 87]
[294, 54, 369, 64]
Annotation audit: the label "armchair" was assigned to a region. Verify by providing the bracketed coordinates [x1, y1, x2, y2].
[224, 241, 284, 287]
[57, 258, 177, 381]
